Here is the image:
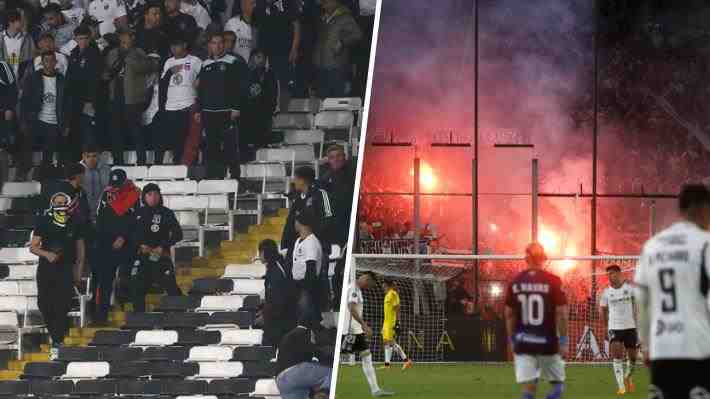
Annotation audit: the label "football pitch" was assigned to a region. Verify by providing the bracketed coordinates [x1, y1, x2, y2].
[334, 363, 650, 399]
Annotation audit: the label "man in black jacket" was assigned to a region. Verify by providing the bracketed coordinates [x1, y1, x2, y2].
[281, 166, 336, 256]
[275, 320, 334, 399]
[66, 24, 101, 159]
[0, 60, 16, 185]
[130, 183, 183, 312]
[319, 144, 354, 246]
[197, 31, 248, 179]
[163, 0, 200, 48]
[94, 169, 140, 323]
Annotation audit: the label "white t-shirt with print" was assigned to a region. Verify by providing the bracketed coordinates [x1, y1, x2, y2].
[291, 234, 322, 281]
[162, 54, 202, 111]
[224, 15, 253, 63]
[88, 0, 127, 36]
[38, 75, 58, 124]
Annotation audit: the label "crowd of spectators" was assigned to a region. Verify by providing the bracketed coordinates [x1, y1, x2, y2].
[0, 0, 374, 184]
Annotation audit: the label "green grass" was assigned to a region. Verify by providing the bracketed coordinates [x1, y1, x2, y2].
[334, 363, 649, 399]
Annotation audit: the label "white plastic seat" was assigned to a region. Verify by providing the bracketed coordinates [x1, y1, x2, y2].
[283, 130, 325, 156]
[320, 97, 362, 111]
[6, 264, 37, 280]
[287, 98, 321, 113]
[315, 110, 356, 144]
[256, 146, 315, 164]
[62, 362, 110, 379]
[219, 329, 263, 346]
[0, 281, 37, 296]
[187, 346, 234, 362]
[135, 180, 198, 195]
[222, 263, 266, 279]
[0, 182, 41, 197]
[196, 296, 245, 312]
[0, 296, 38, 313]
[123, 151, 138, 166]
[231, 279, 265, 297]
[272, 113, 313, 130]
[253, 379, 280, 396]
[194, 362, 243, 379]
[176, 396, 219, 399]
[198, 180, 238, 196]
[113, 166, 148, 181]
[164, 195, 209, 211]
[241, 164, 288, 180]
[0, 248, 37, 264]
[131, 330, 179, 346]
[148, 165, 188, 180]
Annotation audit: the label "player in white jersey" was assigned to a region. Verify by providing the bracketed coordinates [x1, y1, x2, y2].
[600, 264, 637, 395]
[634, 184, 710, 398]
[342, 271, 394, 397]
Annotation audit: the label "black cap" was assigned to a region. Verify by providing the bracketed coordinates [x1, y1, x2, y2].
[109, 169, 127, 188]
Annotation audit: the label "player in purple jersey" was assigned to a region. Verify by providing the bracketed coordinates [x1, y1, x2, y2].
[504, 243, 569, 399]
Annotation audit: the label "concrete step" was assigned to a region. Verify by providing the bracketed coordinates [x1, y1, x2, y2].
[24, 352, 49, 362]
[0, 370, 22, 380]
[277, 208, 288, 217]
[185, 268, 224, 278]
[247, 224, 283, 235]
[8, 360, 27, 371]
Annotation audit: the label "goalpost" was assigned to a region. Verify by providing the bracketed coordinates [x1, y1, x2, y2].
[347, 253, 639, 363]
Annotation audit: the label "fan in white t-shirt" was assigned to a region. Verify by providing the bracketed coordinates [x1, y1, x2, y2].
[157, 36, 202, 165]
[224, 10, 255, 63]
[34, 33, 69, 75]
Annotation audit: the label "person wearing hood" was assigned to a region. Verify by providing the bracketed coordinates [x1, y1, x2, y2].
[94, 168, 140, 324]
[259, 238, 296, 348]
[312, 0, 362, 97]
[130, 183, 183, 312]
[30, 190, 85, 360]
[240, 48, 277, 163]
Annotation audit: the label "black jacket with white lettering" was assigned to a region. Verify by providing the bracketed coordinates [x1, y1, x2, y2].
[134, 204, 183, 249]
[197, 54, 248, 113]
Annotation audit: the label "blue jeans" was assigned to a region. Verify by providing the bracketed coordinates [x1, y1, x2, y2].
[276, 362, 331, 399]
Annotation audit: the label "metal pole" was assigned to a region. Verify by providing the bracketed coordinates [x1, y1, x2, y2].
[591, 0, 600, 310]
[472, 0, 480, 309]
[532, 159, 539, 243]
[649, 200, 656, 237]
[413, 157, 422, 315]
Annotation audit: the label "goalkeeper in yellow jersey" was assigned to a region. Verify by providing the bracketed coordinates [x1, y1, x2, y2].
[381, 278, 413, 370]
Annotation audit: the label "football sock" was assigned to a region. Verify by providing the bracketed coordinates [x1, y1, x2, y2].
[546, 383, 564, 399]
[361, 353, 381, 393]
[613, 359, 625, 390]
[392, 341, 408, 361]
[625, 358, 634, 378]
[384, 345, 392, 365]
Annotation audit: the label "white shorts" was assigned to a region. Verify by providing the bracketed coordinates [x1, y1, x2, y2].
[513, 354, 566, 384]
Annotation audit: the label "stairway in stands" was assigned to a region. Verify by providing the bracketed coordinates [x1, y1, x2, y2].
[0, 208, 288, 381]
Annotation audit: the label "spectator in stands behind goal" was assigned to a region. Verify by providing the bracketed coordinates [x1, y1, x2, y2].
[30, 190, 86, 360]
[240, 47, 277, 163]
[291, 210, 327, 325]
[130, 183, 183, 312]
[259, 238, 297, 348]
[312, 0, 362, 98]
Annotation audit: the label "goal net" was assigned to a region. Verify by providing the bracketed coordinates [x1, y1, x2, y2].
[346, 253, 639, 363]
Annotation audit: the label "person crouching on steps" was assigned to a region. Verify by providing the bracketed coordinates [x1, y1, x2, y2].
[131, 183, 183, 312]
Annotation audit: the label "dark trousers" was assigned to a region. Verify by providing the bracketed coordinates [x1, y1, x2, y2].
[203, 111, 239, 179]
[157, 107, 191, 165]
[354, 15, 375, 97]
[37, 262, 73, 345]
[24, 120, 59, 169]
[110, 102, 146, 165]
[129, 254, 182, 313]
[93, 238, 132, 322]
[316, 66, 349, 98]
[267, 52, 292, 111]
